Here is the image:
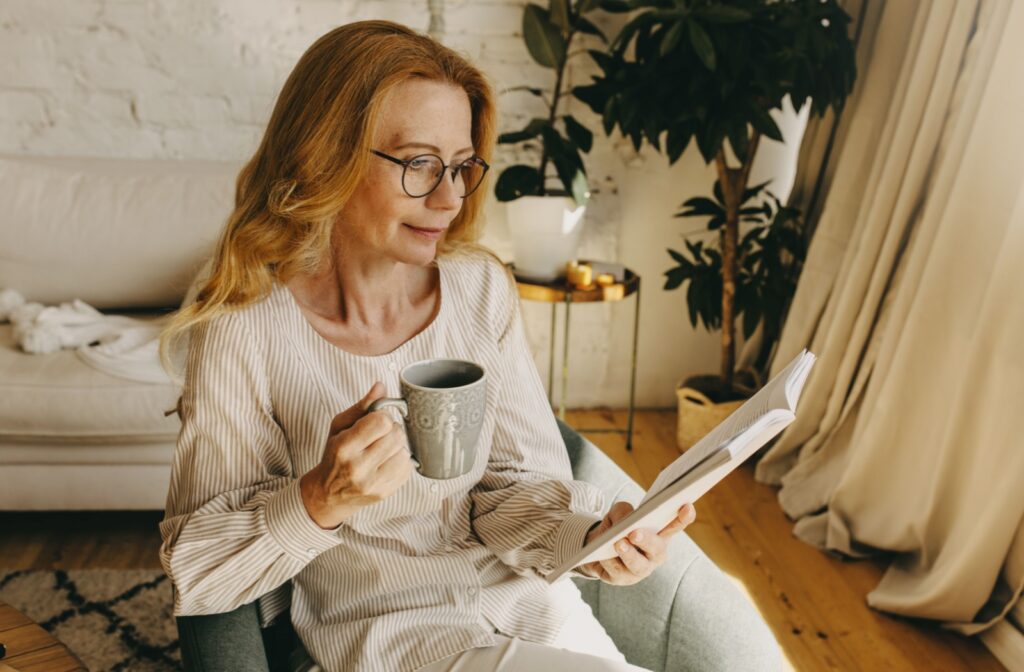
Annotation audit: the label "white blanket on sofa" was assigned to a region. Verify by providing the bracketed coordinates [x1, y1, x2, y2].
[0, 287, 173, 384]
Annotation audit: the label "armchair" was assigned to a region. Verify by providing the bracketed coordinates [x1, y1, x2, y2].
[176, 420, 782, 671]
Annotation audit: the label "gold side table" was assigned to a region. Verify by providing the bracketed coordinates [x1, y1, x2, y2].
[511, 263, 641, 451]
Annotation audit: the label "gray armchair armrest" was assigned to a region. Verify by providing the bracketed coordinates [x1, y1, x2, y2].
[558, 419, 783, 672]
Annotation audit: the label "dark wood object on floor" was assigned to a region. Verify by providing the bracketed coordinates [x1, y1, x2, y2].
[0, 601, 86, 672]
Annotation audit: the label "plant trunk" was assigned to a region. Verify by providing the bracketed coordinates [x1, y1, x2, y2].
[714, 130, 761, 396]
[719, 177, 738, 393]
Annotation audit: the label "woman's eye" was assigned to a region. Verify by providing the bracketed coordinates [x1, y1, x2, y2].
[407, 158, 431, 171]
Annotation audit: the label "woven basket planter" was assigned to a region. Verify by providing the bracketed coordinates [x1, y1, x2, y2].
[675, 369, 761, 453]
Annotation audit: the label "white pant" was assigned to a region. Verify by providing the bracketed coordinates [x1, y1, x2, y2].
[295, 579, 651, 672]
[416, 579, 649, 671]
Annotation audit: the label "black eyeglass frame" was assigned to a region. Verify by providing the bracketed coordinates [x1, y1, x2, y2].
[370, 149, 490, 199]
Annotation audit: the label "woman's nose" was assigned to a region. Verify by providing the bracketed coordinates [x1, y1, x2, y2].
[427, 170, 462, 211]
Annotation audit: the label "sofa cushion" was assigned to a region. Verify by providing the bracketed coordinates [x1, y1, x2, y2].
[0, 322, 181, 443]
[0, 154, 241, 309]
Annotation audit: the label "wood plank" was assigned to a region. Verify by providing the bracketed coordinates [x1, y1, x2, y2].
[0, 623, 56, 659]
[0, 511, 163, 571]
[0, 603, 32, 631]
[5, 644, 86, 672]
[0, 604, 86, 672]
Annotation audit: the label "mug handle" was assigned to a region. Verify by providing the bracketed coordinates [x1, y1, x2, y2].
[366, 398, 417, 466]
[367, 398, 408, 417]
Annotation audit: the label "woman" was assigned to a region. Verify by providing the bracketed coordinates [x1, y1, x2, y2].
[159, 20, 696, 672]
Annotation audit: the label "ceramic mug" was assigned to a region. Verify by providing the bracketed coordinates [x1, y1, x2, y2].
[368, 358, 487, 480]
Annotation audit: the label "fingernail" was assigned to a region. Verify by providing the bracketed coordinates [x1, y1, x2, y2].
[632, 530, 644, 542]
[617, 540, 629, 552]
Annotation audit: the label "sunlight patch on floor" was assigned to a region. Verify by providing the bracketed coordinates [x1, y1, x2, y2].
[721, 569, 797, 672]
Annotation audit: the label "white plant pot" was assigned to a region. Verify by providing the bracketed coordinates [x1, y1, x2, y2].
[506, 196, 586, 282]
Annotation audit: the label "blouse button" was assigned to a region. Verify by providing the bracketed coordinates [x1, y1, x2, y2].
[430, 483, 439, 493]
[306, 548, 318, 558]
[467, 587, 477, 596]
[388, 362, 397, 371]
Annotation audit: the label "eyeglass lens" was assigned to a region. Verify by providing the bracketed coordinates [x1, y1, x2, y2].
[403, 155, 486, 198]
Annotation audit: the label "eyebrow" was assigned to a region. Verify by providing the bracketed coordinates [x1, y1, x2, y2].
[394, 142, 475, 156]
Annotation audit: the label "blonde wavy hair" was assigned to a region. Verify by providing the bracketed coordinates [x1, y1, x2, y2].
[159, 20, 498, 382]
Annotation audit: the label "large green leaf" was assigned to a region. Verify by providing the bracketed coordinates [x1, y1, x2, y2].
[666, 127, 692, 164]
[563, 115, 594, 152]
[698, 5, 752, 23]
[572, 80, 607, 113]
[523, 4, 566, 68]
[600, 0, 631, 12]
[742, 180, 771, 202]
[612, 11, 658, 53]
[659, 20, 685, 57]
[575, 16, 607, 43]
[602, 96, 618, 135]
[570, 168, 590, 206]
[750, 106, 784, 142]
[542, 126, 589, 203]
[687, 20, 716, 71]
[667, 247, 692, 266]
[495, 165, 544, 201]
[497, 117, 549, 144]
[677, 196, 724, 218]
[545, 126, 585, 171]
[549, 0, 571, 33]
[664, 265, 689, 291]
[727, 122, 749, 161]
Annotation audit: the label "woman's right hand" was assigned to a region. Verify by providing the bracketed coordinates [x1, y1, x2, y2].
[300, 382, 414, 529]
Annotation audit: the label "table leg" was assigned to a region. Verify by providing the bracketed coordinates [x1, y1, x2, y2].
[548, 302, 557, 406]
[559, 294, 572, 421]
[626, 281, 641, 451]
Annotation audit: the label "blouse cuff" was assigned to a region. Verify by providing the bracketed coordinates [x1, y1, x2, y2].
[552, 511, 604, 575]
[265, 479, 342, 562]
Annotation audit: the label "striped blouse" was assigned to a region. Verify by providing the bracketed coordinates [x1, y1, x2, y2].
[159, 250, 607, 672]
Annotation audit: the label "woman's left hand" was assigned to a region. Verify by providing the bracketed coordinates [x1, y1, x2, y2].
[577, 501, 697, 585]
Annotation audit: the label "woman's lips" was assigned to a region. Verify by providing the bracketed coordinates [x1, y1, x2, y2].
[403, 224, 446, 241]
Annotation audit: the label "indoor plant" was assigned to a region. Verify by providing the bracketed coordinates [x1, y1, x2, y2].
[574, 0, 856, 439]
[494, 0, 606, 281]
[668, 179, 806, 448]
[667, 179, 805, 378]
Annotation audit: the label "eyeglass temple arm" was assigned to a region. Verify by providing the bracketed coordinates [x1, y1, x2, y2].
[369, 149, 406, 166]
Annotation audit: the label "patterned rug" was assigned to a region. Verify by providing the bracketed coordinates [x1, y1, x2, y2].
[0, 569, 179, 671]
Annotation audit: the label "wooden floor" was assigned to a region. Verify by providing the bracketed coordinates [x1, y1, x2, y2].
[565, 410, 1004, 672]
[0, 410, 1004, 671]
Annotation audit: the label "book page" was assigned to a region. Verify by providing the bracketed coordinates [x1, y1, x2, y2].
[641, 352, 809, 505]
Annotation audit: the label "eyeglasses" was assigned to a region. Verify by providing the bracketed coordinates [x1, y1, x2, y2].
[370, 149, 489, 199]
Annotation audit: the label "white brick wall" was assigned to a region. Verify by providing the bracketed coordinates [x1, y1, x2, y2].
[0, 0, 803, 408]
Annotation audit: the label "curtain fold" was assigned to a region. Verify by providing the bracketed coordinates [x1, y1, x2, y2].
[751, 0, 1024, 641]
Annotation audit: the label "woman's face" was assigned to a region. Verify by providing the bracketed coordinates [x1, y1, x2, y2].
[336, 78, 474, 267]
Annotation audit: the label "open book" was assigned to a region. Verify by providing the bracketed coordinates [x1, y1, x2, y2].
[547, 348, 817, 584]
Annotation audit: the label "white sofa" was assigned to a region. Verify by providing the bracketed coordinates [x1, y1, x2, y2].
[0, 154, 241, 510]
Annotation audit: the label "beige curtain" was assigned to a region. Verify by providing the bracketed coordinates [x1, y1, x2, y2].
[752, 0, 1024, 650]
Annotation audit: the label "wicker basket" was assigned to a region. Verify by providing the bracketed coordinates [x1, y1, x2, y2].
[675, 369, 761, 453]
